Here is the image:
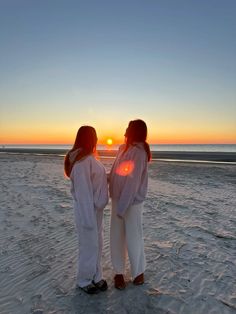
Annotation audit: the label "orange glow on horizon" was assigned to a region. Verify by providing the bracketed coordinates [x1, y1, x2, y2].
[1, 138, 236, 145]
[1, 128, 235, 145]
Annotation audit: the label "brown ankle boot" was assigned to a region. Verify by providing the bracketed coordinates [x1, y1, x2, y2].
[114, 274, 126, 290]
[133, 273, 144, 285]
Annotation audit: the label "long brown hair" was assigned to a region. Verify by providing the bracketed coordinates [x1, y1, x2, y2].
[123, 119, 151, 161]
[64, 126, 98, 177]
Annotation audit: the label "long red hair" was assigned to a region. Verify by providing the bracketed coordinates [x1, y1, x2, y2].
[64, 126, 98, 178]
[123, 119, 151, 161]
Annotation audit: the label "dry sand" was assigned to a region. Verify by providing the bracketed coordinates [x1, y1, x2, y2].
[0, 153, 235, 314]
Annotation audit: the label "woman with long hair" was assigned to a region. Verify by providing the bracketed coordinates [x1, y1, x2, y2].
[109, 119, 151, 289]
[64, 126, 108, 294]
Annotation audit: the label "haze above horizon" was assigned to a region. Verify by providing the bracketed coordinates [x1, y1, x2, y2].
[0, 1, 236, 145]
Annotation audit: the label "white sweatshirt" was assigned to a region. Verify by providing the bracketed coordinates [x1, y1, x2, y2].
[70, 154, 108, 229]
[109, 143, 148, 217]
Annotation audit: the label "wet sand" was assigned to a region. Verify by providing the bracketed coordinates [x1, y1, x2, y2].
[0, 153, 235, 314]
[1, 147, 236, 162]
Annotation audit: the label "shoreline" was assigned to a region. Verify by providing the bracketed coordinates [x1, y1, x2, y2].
[0, 154, 235, 314]
[0, 147, 236, 163]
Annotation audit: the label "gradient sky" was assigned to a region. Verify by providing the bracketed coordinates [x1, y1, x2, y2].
[0, 0, 236, 144]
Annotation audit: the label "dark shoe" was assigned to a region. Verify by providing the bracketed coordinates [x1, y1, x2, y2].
[93, 279, 108, 291]
[114, 274, 126, 290]
[133, 273, 144, 285]
[80, 283, 100, 294]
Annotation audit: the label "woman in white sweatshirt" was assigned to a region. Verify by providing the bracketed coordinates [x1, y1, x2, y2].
[64, 126, 108, 294]
[109, 119, 151, 289]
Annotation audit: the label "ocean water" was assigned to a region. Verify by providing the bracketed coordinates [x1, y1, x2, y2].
[2, 144, 236, 153]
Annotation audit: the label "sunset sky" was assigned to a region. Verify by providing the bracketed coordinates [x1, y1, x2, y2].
[0, 0, 236, 145]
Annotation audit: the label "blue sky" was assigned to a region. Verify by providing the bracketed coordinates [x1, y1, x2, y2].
[0, 0, 236, 144]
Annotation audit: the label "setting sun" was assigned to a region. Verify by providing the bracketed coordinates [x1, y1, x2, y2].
[106, 138, 113, 146]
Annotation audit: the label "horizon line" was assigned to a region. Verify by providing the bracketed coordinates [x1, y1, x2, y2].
[1, 143, 236, 146]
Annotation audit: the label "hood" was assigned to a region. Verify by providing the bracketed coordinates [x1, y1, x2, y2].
[68, 148, 81, 164]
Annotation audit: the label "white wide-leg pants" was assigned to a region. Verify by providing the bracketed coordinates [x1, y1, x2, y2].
[75, 210, 103, 287]
[110, 201, 146, 279]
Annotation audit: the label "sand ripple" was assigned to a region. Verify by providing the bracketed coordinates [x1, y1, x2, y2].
[0, 154, 235, 313]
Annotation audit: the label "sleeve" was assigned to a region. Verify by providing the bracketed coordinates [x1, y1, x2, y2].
[116, 151, 147, 217]
[71, 161, 96, 229]
[109, 145, 124, 178]
[91, 160, 109, 210]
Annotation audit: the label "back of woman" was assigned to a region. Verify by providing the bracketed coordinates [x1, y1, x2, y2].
[109, 119, 151, 289]
[64, 126, 108, 294]
[109, 142, 148, 217]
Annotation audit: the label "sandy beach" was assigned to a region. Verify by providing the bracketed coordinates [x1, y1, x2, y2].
[0, 153, 236, 314]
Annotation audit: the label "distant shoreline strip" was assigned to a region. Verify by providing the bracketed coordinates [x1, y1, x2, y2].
[0, 148, 236, 163]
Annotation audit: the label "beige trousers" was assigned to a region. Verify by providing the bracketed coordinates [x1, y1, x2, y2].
[75, 209, 103, 288]
[110, 201, 146, 279]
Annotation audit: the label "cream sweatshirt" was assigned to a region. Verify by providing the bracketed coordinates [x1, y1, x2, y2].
[109, 143, 148, 217]
[70, 154, 108, 229]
